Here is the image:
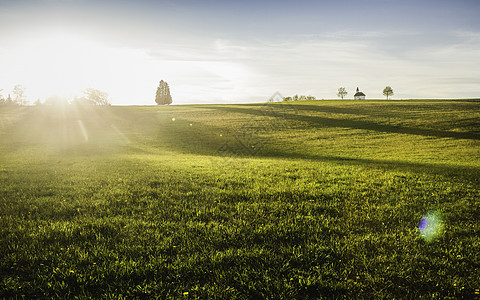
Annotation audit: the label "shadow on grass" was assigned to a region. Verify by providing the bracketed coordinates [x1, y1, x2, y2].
[287, 100, 480, 117]
[135, 109, 480, 183]
[212, 105, 480, 141]
[3, 104, 478, 182]
[282, 152, 480, 182]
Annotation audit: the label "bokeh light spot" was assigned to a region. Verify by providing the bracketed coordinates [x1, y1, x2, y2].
[419, 210, 444, 242]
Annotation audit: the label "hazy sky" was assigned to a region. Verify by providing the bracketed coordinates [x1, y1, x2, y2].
[1, 0, 479, 105]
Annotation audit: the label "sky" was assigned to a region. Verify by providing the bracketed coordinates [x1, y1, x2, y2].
[0, 0, 479, 105]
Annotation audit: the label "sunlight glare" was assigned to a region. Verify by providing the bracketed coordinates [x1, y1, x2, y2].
[1, 32, 255, 105]
[111, 124, 130, 144]
[3, 33, 117, 101]
[77, 120, 88, 142]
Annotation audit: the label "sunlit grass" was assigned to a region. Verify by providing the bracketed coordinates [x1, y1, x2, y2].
[1, 100, 479, 298]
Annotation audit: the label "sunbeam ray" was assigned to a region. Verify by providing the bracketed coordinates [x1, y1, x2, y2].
[77, 119, 88, 143]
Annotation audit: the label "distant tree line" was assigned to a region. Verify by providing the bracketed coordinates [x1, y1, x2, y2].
[0, 86, 110, 106]
[0, 84, 27, 106]
[283, 94, 316, 102]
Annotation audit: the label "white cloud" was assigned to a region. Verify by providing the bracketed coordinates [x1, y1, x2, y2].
[122, 31, 480, 102]
[1, 0, 479, 104]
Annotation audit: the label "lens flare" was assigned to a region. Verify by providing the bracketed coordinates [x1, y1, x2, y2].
[418, 211, 444, 242]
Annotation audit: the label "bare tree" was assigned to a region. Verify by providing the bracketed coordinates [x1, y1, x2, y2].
[337, 87, 347, 99]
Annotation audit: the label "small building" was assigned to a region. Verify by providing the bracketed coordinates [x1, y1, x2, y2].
[354, 87, 366, 100]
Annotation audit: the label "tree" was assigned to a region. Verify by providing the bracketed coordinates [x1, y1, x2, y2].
[83, 88, 110, 105]
[155, 80, 172, 105]
[5, 94, 13, 105]
[383, 86, 394, 100]
[12, 84, 27, 105]
[72, 96, 95, 106]
[0, 89, 4, 105]
[337, 87, 347, 100]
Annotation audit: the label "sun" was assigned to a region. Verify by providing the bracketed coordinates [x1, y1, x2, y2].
[2, 30, 254, 105]
[3, 31, 181, 105]
[7, 33, 116, 101]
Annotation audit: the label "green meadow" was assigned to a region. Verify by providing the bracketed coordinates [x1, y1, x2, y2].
[1, 100, 479, 299]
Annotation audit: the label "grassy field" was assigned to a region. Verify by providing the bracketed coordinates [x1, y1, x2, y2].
[1, 100, 479, 299]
